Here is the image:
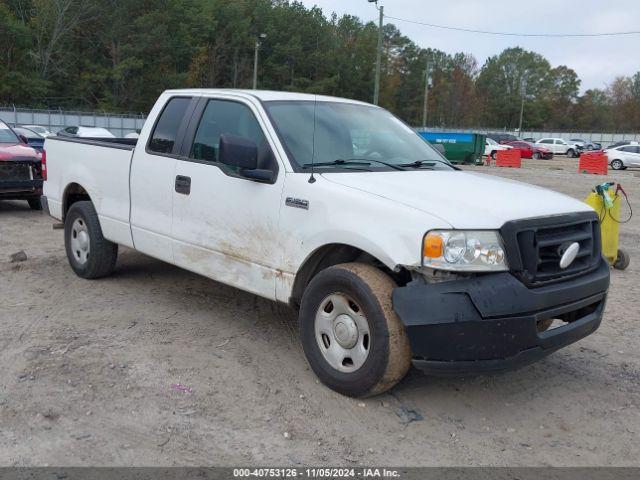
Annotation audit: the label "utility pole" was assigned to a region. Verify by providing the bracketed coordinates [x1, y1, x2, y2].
[253, 33, 267, 90]
[373, 4, 383, 105]
[518, 76, 527, 134]
[422, 61, 432, 129]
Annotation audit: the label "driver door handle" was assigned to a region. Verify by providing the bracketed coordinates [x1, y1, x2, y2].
[175, 175, 191, 195]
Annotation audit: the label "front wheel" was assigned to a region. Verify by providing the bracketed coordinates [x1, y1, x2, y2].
[490, 151, 497, 160]
[299, 263, 411, 397]
[610, 159, 624, 170]
[64, 201, 118, 279]
[567, 149, 576, 158]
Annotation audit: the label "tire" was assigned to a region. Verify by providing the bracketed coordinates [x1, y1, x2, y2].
[567, 149, 576, 158]
[299, 263, 411, 398]
[532, 152, 541, 160]
[587, 145, 594, 151]
[64, 201, 118, 279]
[28, 197, 42, 210]
[614, 248, 630, 270]
[610, 159, 624, 170]
[491, 151, 497, 160]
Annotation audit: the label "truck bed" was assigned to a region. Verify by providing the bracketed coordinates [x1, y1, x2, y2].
[43, 135, 137, 248]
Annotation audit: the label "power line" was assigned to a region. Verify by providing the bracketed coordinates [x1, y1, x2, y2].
[384, 14, 640, 38]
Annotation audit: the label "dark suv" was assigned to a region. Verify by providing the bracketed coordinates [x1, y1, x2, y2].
[0, 120, 44, 210]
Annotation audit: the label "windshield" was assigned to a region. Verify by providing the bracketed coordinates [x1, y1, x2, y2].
[0, 121, 19, 143]
[486, 138, 498, 145]
[264, 100, 453, 171]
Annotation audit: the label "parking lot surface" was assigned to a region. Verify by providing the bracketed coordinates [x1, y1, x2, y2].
[1, 158, 639, 466]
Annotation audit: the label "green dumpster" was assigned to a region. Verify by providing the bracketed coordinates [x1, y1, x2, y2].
[418, 131, 486, 165]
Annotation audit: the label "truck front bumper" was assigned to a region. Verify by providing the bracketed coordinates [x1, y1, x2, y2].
[392, 258, 610, 375]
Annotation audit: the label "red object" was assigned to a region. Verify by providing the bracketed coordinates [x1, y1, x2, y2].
[505, 141, 553, 159]
[41, 149, 47, 181]
[496, 149, 521, 168]
[578, 152, 608, 175]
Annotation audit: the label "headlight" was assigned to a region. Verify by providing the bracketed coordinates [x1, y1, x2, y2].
[422, 230, 508, 271]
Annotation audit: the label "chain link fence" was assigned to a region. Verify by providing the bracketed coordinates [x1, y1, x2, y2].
[0, 106, 147, 138]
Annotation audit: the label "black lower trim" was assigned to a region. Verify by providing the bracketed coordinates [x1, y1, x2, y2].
[41, 195, 50, 215]
[392, 258, 610, 375]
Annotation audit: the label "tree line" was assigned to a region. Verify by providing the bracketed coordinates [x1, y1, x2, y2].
[1, 0, 639, 131]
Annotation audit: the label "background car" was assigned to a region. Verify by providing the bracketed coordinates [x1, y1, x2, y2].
[20, 124, 52, 137]
[570, 138, 601, 151]
[0, 120, 43, 210]
[486, 132, 519, 144]
[57, 126, 115, 138]
[604, 144, 640, 170]
[484, 137, 512, 159]
[535, 138, 582, 157]
[506, 140, 553, 159]
[608, 140, 638, 149]
[12, 126, 45, 152]
[522, 137, 537, 143]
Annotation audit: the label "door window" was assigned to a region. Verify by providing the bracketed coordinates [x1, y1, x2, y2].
[148, 97, 192, 154]
[189, 100, 268, 171]
[620, 146, 640, 153]
[539, 139, 552, 144]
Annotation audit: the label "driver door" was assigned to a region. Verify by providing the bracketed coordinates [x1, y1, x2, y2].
[171, 96, 285, 300]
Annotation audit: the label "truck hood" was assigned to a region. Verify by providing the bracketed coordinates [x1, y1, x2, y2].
[0, 143, 40, 161]
[321, 170, 593, 229]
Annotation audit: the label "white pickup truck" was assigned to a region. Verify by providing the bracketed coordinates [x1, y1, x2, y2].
[43, 89, 610, 397]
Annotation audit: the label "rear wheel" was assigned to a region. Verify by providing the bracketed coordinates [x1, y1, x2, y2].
[610, 159, 624, 170]
[27, 197, 42, 210]
[64, 201, 118, 279]
[299, 263, 411, 398]
[532, 152, 541, 160]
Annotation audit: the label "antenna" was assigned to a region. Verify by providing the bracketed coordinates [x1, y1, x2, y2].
[308, 94, 317, 184]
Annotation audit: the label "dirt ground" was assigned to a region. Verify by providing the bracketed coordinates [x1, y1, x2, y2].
[1, 158, 639, 467]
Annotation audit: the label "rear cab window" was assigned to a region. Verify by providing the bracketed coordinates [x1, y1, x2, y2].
[148, 97, 192, 154]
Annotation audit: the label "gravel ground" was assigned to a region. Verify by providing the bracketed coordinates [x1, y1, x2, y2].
[0, 158, 639, 466]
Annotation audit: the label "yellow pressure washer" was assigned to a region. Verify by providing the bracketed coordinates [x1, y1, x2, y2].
[584, 182, 632, 270]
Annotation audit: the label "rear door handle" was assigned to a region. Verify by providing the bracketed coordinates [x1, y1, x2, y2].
[175, 175, 191, 195]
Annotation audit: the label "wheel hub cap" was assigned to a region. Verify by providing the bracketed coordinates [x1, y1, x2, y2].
[77, 231, 89, 250]
[334, 314, 358, 349]
[70, 218, 90, 265]
[314, 293, 371, 373]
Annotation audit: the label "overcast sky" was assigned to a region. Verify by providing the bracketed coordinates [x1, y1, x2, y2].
[298, 0, 640, 92]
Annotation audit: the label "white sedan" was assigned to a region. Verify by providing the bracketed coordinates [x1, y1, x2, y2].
[604, 143, 640, 170]
[484, 137, 512, 159]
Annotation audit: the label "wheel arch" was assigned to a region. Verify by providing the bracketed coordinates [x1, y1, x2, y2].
[62, 182, 93, 220]
[289, 242, 411, 309]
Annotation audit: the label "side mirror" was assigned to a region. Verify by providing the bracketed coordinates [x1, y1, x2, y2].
[19, 134, 28, 144]
[219, 134, 257, 170]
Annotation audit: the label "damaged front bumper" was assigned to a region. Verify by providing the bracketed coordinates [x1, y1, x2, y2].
[392, 258, 610, 375]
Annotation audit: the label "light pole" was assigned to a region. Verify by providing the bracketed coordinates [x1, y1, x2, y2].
[369, 0, 383, 105]
[518, 76, 527, 134]
[253, 33, 267, 90]
[422, 61, 432, 129]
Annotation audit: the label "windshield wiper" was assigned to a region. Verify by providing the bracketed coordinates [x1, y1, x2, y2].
[300, 159, 373, 171]
[398, 159, 460, 170]
[301, 158, 406, 171]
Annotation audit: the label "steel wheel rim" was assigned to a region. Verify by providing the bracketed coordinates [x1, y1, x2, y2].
[70, 218, 90, 265]
[314, 293, 371, 373]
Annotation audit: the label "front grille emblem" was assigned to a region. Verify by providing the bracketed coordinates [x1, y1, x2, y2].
[559, 242, 580, 269]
